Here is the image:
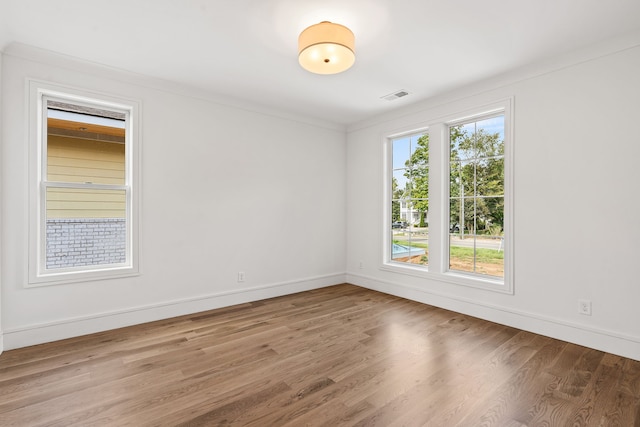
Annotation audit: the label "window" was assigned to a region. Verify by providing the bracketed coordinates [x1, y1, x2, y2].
[384, 99, 512, 293]
[449, 115, 505, 278]
[391, 131, 429, 267]
[29, 81, 139, 285]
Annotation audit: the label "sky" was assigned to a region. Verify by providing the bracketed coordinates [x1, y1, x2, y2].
[391, 115, 504, 194]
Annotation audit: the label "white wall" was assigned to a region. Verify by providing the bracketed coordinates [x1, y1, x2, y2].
[346, 43, 640, 360]
[1, 45, 347, 349]
[0, 51, 3, 355]
[2, 39, 640, 362]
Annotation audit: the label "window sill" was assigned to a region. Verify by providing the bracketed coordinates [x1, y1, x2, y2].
[27, 266, 139, 288]
[380, 262, 512, 294]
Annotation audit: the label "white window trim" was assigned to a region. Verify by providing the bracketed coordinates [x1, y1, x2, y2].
[381, 98, 513, 294]
[382, 125, 430, 276]
[27, 80, 141, 287]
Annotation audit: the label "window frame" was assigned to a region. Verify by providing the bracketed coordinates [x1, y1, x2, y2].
[28, 80, 141, 286]
[382, 98, 513, 294]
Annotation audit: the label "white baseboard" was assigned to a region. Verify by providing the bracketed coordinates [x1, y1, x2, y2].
[6, 273, 639, 362]
[347, 273, 640, 362]
[3, 273, 347, 350]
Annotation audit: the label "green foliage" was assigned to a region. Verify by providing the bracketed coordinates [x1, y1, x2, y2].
[391, 177, 401, 221]
[449, 125, 504, 234]
[487, 224, 503, 236]
[403, 133, 429, 226]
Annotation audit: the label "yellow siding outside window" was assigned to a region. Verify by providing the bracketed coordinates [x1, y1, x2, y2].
[46, 135, 126, 218]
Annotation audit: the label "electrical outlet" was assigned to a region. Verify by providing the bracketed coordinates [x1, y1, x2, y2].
[578, 299, 592, 316]
[237, 271, 245, 282]
[359, 261, 364, 269]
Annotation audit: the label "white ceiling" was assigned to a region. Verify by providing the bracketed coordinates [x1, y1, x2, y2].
[1, 0, 640, 126]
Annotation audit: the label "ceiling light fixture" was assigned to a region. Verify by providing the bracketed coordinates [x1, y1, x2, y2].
[298, 21, 355, 75]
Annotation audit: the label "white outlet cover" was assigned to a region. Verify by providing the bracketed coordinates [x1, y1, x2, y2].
[578, 299, 592, 315]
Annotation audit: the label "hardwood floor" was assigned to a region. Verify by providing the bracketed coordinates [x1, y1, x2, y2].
[1, 284, 639, 426]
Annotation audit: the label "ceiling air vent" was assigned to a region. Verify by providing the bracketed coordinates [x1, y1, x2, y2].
[381, 90, 409, 101]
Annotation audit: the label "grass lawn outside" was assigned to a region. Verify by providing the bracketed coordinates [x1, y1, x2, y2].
[393, 238, 504, 277]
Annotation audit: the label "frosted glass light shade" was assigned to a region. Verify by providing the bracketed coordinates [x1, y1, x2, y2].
[298, 21, 355, 75]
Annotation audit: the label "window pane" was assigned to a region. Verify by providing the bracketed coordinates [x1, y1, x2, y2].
[449, 161, 461, 198]
[410, 133, 429, 165]
[450, 123, 475, 161]
[461, 198, 476, 236]
[449, 233, 475, 274]
[449, 198, 461, 235]
[475, 247, 504, 278]
[392, 227, 428, 267]
[450, 160, 474, 198]
[450, 196, 476, 273]
[411, 199, 429, 227]
[479, 196, 504, 236]
[411, 167, 428, 201]
[393, 169, 410, 199]
[392, 200, 401, 222]
[47, 101, 126, 184]
[449, 198, 476, 236]
[476, 116, 505, 156]
[45, 187, 126, 269]
[476, 195, 505, 278]
[476, 157, 504, 196]
[392, 137, 411, 169]
[450, 233, 504, 277]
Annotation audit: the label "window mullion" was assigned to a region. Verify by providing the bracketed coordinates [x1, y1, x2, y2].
[428, 123, 445, 274]
[42, 181, 128, 191]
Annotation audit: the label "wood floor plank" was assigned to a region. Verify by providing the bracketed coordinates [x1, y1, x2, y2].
[454, 336, 565, 426]
[393, 328, 533, 426]
[1, 284, 639, 426]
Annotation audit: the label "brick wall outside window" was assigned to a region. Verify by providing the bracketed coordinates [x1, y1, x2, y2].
[46, 218, 126, 269]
